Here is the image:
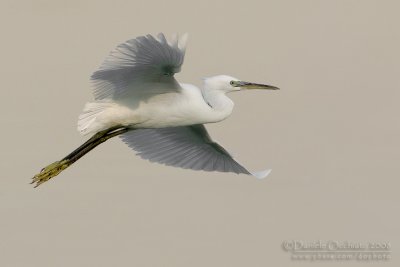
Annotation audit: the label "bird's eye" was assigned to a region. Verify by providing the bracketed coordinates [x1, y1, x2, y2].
[230, 81, 234, 85]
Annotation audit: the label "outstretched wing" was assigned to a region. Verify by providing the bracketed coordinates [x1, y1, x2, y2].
[120, 125, 271, 179]
[91, 33, 188, 100]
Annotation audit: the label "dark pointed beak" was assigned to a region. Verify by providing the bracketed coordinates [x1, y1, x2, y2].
[236, 81, 279, 90]
[231, 81, 279, 90]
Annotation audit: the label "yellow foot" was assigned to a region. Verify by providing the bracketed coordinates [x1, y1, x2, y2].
[31, 160, 70, 188]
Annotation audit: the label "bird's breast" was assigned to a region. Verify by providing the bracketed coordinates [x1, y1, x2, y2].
[131, 89, 220, 128]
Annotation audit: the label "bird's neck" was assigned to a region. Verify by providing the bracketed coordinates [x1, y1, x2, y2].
[201, 88, 234, 121]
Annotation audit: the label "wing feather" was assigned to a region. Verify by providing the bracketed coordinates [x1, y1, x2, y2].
[120, 125, 258, 176]
[91, 33, 187, 100]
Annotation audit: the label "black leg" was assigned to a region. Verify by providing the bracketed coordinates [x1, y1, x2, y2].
[31, 126, 131, 187]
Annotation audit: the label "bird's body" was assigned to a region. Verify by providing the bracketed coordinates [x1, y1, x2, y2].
[78, 81, 233, 134]
[32, 33, 279, 187]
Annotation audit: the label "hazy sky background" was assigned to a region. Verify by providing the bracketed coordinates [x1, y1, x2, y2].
[1, 1, 399, 266]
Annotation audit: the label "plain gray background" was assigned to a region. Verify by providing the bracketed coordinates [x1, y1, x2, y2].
[1, 0, 399, 266]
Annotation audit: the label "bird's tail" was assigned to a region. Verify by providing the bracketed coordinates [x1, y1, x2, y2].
[31, 126, 130, 188]
[77, 102, 114, 136]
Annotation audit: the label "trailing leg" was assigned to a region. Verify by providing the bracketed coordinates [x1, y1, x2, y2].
[31, 126, 130, 187]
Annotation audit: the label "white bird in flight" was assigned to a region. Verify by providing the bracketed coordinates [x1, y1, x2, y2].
[32, 33, 279, 187]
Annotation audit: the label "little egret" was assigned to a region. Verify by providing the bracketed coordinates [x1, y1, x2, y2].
[32, 33, 279, 187]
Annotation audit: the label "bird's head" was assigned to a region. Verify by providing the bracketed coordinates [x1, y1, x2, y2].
[203, 75, 279, 93]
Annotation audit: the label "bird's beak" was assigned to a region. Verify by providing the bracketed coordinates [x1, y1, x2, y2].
[234, 81, 279, 90]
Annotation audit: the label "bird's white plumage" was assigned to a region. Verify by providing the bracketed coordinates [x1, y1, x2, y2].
[252, 169, 272, 180]
[77, 33, 272, 179]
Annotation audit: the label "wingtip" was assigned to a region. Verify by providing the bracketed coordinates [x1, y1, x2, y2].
[166, 33, 188, 51]
[178, 33, 189, 51]
[251, 169, 272, 180]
